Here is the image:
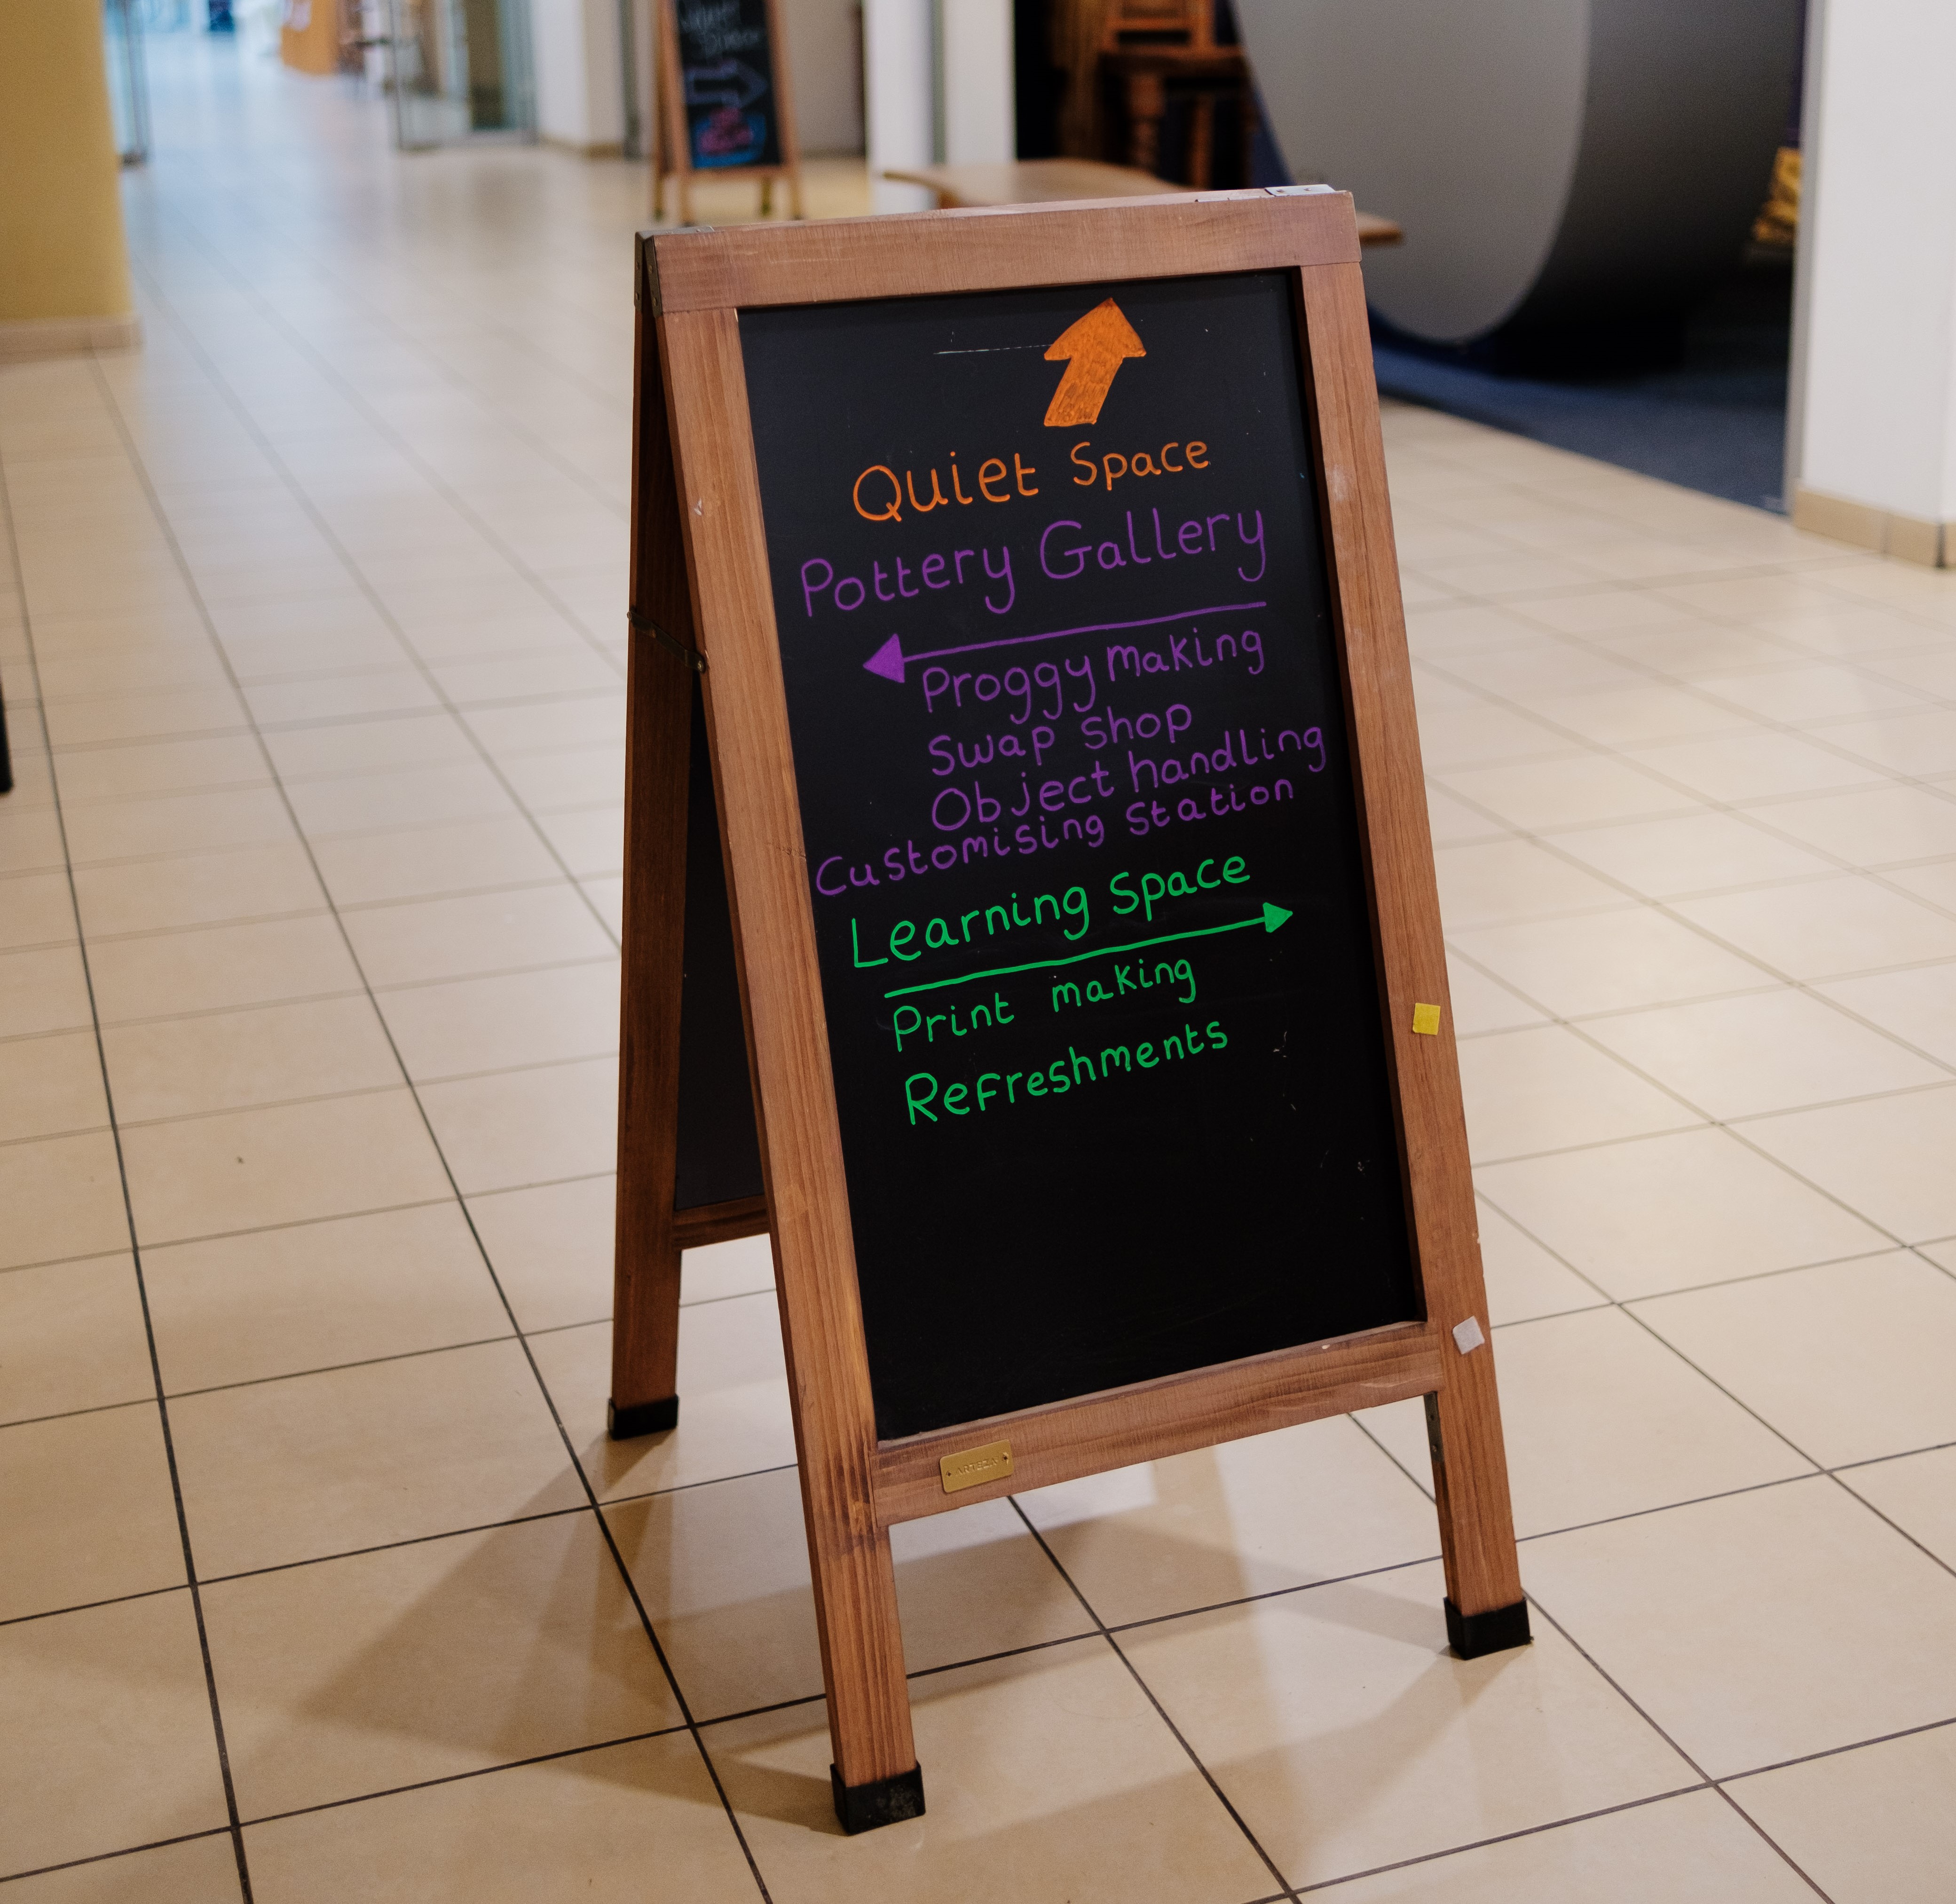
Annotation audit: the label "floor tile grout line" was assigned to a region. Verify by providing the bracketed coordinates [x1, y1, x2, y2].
[0, 1244, 136, 1279]
[118, 1276, 779, 1409]
[1425, 607, 1956, 940]
[1820, 1467, 1956, 1586]
[1416, 618, 1956, 810]
[44, 909, 336, 949]
[329, 875, 606, 914]
[157, 1331, 523, 1402]
[1419, 611, 1956, 745]
[1431, 879, 1948, 1254]
[1472, 1056, 1956, 1503]
[80, 1193, 459, 1261]
[1422, 719, 1956, 1012]
[0, 1170, 633, 1273]
[0, 1825, 238, 1891]
[1459, 1190, 1618, 1305]
[45, 800, 620, 873]
[77, 338, 775, 1904]
[0, 403, 258, 1904]
[1346, 1409, 1435, 1503]
[1005, 1494, 1305, 1903]
[1829, 1433, 1956, 1474]
[1511, 1472, 1823, 1546]
[267, 733, 631, 781]
[226, 1723, 694, 1834]
[34, 774, 280, 807]
[103, 1078, 456, 1131]
[139, 243, 634, 657]
[1437, 853, 1956, 920]
[218, 238, 639, 521]
[60, 883, 603, 947]
[248, 686, 629, 730]
[366, 954, 620, 995]
[593, 1458, 802, 1512]
[15, 1407, 1951, 1639]
[0, 1580, 187, 1633]
[1452, 983, 1956, 1491]
[30, 987, 368, 1035]
[1289, 1783, 1712, 1896]
[43, 722, 258, 754]
[1490, 1242, 1895, 1313]
[1094, 1546, 1445, 1638]
[1718, 1711, 1956, 1788]
[1613, 1305, 1828, 1471]
[1627, 1241, 1956, 1304]
[120, 261, 626, 961]
[191, 1503, 596, 1590]
[1518, 1588, 1839, 1901]
[93, 1047, 624, 1133]
[689, 1690, 826, 1731]
[0, 1118, 116, 1152]
[1451, 771, 1956, 944]
[1454, 1092, 1923, 1177]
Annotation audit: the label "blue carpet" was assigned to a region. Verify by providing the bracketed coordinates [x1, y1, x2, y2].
[1370, 255, 1793, 514]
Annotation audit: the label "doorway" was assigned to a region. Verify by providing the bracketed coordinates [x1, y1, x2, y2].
[386, 0, 534, 147]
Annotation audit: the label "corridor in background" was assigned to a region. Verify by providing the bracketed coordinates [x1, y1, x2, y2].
[4, 26, 1956, 1903]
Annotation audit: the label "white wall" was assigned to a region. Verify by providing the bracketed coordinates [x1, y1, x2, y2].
[781, 0, 865, 154]
[865, 0, 933, 210]
[532, 0, 625, 153]
[940, 0, 1012, 166]
[1790, 0, 1956, 559]
[867, 0, 1014, 210]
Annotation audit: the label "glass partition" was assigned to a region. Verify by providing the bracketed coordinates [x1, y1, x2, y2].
[387, 0, 534, 148]
[104, 0, 151, 166]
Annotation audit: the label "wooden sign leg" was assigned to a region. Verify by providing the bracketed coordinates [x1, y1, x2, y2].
[806, 1499, 923, 1831]
[609, 628, 693, 1438]
[769, 1208, 923, 1828]
[1425, 1357, 1530, 1657]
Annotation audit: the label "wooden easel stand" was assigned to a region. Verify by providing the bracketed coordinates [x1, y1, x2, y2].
[612, 190, 1530, 1833]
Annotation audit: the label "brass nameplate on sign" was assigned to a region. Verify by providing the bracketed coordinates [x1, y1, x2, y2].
[939, 1439, 1014, 1494]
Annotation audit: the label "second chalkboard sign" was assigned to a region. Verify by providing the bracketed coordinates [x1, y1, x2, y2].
[656, 0, 803, 225]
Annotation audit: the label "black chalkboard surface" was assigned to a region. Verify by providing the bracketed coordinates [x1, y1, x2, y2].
[670, 0, 782, 173]
[673, 677, 764, 1211]
[742, 271, 1420, 1441]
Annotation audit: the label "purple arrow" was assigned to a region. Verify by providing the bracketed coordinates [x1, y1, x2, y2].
[860, 600, 1266, 685]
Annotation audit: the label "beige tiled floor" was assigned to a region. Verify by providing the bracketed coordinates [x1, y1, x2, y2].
[3, 33, 1955, 1904]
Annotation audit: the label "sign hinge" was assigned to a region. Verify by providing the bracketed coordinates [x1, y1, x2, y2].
[628, 608, 706, 672]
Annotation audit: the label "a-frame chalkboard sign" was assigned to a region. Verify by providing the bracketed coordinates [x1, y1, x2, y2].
[613, 189, 1529, 1835]
[655, 0, 804, 227]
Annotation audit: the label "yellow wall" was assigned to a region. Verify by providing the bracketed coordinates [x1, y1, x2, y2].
[0, 0, 134, 323]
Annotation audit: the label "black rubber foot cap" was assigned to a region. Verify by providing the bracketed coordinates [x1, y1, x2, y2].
[831, 1762, 925, 1834]
[1445, 1596, 1532, 1659]
[607, 1395, 679, 1440]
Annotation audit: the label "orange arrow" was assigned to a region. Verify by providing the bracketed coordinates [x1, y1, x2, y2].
[1042, 298, 1145, 427]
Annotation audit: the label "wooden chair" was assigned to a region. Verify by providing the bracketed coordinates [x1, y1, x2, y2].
[1102, 0, 1212, 48]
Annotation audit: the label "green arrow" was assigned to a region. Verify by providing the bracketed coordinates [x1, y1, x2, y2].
[882, 901, 1291, 1000]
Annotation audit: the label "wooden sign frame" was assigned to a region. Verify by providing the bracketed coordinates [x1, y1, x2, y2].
[655, 0, 805, 227]
[613, 190, 1527, 1835]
